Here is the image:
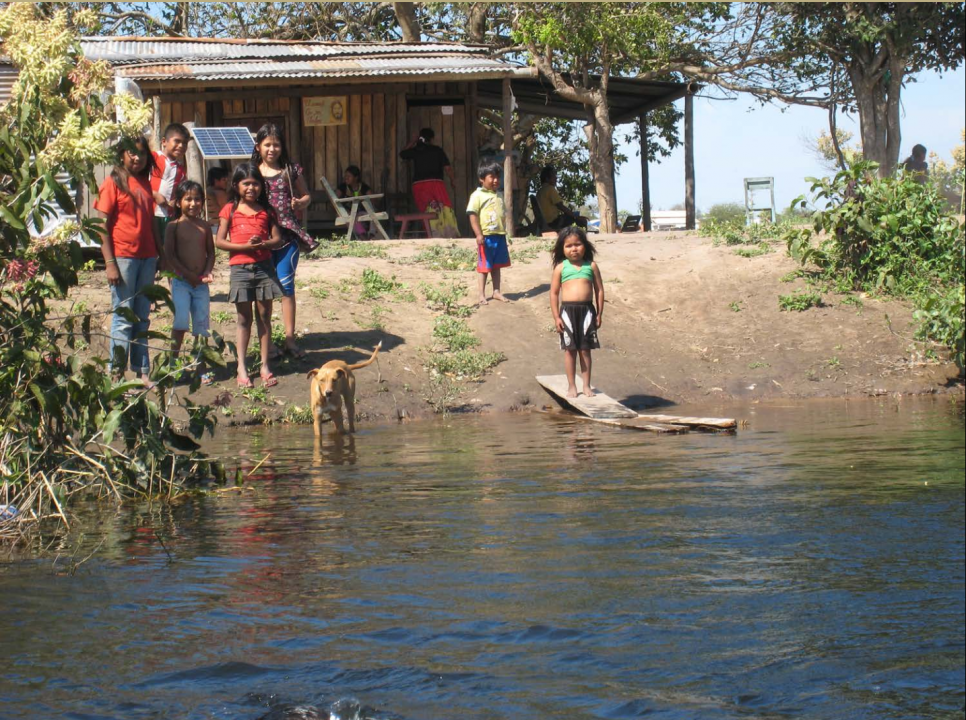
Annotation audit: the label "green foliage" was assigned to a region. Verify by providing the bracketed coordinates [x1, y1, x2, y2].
[411, 243, 477, 272]
[733, 243, 771, 258]
[1, 5, 223, 535]
[211, 310, 233, 325]
[704, 217, 788, 246]
[360, 268, 402, 300]
[282, 404, 313, 424]
[432, 316, 481, 352]
[705, 202, 746, 225]
[427, 349, 505, 381]
[420, 281, 472, 317]
[306, 238, 387, 260]
[786, 161, 964, 367]
[729, 300, 743, 312]
[778, 291, 824, 312]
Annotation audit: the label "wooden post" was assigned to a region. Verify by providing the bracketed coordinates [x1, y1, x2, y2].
[639, 113, 651, 232]
[684, 90, 695, 230]
[502, 77, 514, 237]
[183, 121, 204, 185]
[152, 96, 161, 149]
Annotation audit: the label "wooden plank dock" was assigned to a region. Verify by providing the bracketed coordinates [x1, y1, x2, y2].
[535, 375, 736, 434]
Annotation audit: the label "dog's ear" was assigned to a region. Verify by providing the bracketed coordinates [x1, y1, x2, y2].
[306, 369, 318, 380]
[335, 367, 347, 379]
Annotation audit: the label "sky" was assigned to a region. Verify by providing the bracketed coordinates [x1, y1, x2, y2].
[612, 65, 966, 214]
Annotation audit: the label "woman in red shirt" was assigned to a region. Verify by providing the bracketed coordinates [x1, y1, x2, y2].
[214, 163, 284, 388]
[94, 136, 164, 384]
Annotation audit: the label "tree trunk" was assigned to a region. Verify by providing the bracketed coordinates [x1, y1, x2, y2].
[393, 2, 420, 42]
[589, 101, 618, 233]
[847, 58, 903, 176]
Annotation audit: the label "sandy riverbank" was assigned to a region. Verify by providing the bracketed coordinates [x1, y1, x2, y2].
[58, 230, 963, 427]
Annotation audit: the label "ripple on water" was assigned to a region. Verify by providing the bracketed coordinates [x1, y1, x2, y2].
[0, 399, 963, 719]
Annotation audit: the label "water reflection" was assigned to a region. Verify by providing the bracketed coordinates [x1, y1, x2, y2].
[0, 398, 963, 720]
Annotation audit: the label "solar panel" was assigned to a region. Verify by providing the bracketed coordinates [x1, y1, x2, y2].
[191, 127, 255, 160]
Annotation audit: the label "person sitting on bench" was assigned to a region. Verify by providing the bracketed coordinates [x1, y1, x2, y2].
[337, 165, 372, 238]
[537, 166, 588, 230]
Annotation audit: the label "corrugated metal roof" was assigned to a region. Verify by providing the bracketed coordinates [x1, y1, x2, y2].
[0, 63, 17, 107]
[81, 38, 490, 64]
[116, 56, 514, 81]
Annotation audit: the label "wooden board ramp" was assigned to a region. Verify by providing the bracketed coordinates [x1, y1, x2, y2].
[535, 375, 737, 434]
[535, 375, 638, 419]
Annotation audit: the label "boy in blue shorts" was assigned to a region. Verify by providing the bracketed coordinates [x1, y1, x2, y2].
[467, 159, 511, 305]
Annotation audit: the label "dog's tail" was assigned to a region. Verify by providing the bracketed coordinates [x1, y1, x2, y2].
[347, 341, 382, 371]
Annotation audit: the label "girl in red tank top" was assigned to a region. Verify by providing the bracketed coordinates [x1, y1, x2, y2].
[214, 163, 284, 388]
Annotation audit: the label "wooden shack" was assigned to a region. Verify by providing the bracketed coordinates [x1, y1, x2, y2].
[3, 37, 695, 237]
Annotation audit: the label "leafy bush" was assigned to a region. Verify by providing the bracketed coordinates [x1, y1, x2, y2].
[420, 281, 472, 317]
[704, 202, 746, 224]
[786, 161, 965, 368]
[360, 268, 403, 300]
[1, 5, 223, 539]
[433, 316, 481, 352]
[428, 349, 505, 380]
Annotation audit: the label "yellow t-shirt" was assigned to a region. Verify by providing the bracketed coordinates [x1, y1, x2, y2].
[537, 184, 562, 224]
[466, 187, 505, 236]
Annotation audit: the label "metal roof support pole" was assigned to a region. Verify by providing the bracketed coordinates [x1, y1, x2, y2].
[684, 90, 695, 231]
[639, 112, 651, 232]
[502, 77, 515, 237]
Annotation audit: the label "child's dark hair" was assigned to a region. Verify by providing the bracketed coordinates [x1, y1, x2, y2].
[345, 165, 362, 179]
[163, 123, 189, 141]
[110, 135, 156, 199]
[551, 226, 597, 266]
[419, 127, 435, 142]
[228, 163, 270, 210]
[540, 165, 556, 184]
[250, 122, 293, 173]
[207, 166, 229, 186]
[171, 180, 204, 219]
[478, 159, 502, 180]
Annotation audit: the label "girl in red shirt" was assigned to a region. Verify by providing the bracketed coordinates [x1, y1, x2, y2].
[214, 163, 284, 388]
[94, 136, 163, 384]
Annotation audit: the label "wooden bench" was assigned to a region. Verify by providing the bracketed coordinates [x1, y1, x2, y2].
[320, 177, 390, 241]
[396, 211, 437, 238]
[619, 214, 642, 233]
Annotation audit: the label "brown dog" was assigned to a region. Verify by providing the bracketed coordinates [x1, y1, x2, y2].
[306, 342, 382, 436]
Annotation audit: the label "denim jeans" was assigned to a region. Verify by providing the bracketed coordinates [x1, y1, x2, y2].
[171, 277, 210, 336]
[110, 256, 157, 375]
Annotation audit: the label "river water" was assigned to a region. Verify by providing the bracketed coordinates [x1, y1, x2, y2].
[1, 399, 964, 719]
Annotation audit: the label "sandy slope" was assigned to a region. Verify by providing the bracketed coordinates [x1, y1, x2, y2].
[62, 231, 962, 426]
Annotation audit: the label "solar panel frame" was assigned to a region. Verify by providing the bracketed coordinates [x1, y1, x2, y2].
[191, 127, 255, 160]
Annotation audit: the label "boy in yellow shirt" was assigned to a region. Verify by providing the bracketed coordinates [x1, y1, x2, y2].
[466, 159, 511, 305]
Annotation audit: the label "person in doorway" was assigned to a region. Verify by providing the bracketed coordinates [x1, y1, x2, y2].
[94, 135, 163, 387]
[205, 166, 230, 232]
[467, 159, 511, 305]
[902, 144, 929, 184]
[336, 165, 372, 238]
[400, 127, 460, 238]
[537, 166, 588, 230]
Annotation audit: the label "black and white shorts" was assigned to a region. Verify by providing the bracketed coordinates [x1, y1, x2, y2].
[559, 301, 600, 351]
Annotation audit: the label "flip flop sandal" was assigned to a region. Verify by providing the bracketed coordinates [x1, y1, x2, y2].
[260, 373, 279, 388]
[236, 377, 255, 389]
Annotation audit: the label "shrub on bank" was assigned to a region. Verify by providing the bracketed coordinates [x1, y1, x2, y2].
[1, 5, 223, 541]
[786, 161, 965, 370]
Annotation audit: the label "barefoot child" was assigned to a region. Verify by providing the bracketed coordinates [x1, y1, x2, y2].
[164, 180, 215, 361]
[549, 227, 604, 398]
[467, 159, 511, 305]
[214, 163, 284, 389]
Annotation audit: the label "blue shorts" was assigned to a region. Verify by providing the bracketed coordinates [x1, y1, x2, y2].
[171, 277, 210, 336]
[476, 233, 511, 273]
[272, 236, 300, 297]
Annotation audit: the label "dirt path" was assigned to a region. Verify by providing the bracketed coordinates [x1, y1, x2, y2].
[60, 231, 962, 426]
